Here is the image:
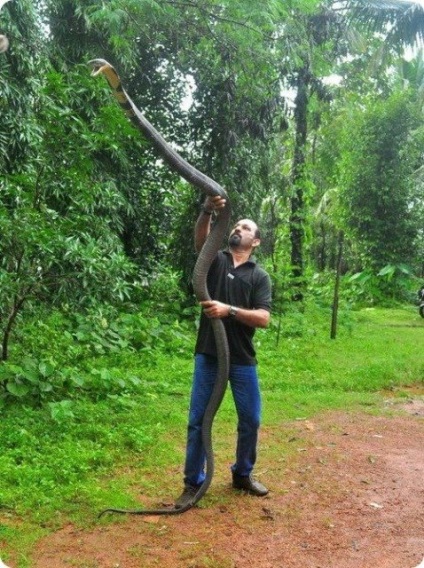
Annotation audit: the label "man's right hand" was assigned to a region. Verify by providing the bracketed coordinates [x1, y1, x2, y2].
[204, 195, 227, 212]
[195, 195, 227, 252]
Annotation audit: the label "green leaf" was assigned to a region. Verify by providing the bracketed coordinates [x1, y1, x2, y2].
[38, 362, 55, 378]
[377, 265, 396, 277]
[6, 381, 30, 398]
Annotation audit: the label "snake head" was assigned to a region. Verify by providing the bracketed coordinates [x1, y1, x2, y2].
[88, 58, 113, 77]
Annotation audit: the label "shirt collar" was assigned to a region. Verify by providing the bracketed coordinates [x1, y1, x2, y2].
[223, 249, 257, 266]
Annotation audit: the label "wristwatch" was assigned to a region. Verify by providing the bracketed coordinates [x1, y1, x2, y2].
[228, 305, 238, 318]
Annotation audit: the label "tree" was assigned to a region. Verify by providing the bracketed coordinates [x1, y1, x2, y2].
[345, 0, 424, 50]
[0, 66, 138, 362]
[276, 3, 347, 298]
[338, 90, 423, 272]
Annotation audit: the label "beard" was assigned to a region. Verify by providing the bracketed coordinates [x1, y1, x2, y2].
[228, 233, 241, 248]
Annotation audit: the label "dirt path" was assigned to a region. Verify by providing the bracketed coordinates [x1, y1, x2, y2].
[24, 399, 424, 567]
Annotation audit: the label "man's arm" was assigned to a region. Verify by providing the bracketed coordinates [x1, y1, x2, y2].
[200, 301, 270, 329]
[194, 195, 227, 253]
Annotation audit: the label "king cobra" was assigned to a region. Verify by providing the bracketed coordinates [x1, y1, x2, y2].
[89, 59, 231, 516]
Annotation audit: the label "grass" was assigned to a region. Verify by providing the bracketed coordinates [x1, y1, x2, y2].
[0, 304, 423, 566]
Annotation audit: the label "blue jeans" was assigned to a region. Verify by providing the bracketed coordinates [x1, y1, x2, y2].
[184, 353, 261, 486]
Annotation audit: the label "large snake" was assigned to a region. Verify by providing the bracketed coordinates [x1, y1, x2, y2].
[88, 59, 231, 516]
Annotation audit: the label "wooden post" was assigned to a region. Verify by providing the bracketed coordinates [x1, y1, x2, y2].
[330, 231, 344, 340]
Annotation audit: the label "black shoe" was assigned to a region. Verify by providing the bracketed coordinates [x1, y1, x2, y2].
[232, 473, 269, 496]
[175, 484, 201, 509]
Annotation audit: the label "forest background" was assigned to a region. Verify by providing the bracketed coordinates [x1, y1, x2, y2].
[1, 0, 424, 383]
[0, 0, 424, 563]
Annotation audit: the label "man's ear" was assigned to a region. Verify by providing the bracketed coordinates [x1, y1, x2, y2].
[252, 238, 261, 249]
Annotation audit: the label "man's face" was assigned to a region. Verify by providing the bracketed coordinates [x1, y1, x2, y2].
[228, 219, 260, 251]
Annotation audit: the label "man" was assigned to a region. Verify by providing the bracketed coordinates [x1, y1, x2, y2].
[175, 194, 272, 509]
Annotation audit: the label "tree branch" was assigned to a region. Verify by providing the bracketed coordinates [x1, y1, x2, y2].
[164, 0, 277, 39]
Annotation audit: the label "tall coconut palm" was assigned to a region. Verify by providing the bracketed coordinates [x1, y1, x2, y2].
[343, 0, 424, 50]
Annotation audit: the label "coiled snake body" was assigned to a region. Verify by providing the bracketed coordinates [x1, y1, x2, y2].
[89, 59, 231, 516]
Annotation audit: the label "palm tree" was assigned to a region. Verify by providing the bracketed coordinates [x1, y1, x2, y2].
[342, 0, 424, 50]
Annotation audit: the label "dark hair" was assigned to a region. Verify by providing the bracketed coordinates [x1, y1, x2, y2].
[255, 227, 261, 239]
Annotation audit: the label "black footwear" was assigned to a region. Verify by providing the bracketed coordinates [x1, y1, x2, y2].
[232, 473, 269, 496]
[175, 484, 201, 509]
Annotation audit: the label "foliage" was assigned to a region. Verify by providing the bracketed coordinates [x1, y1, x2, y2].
[309, 263, 419, 309]
[0, 0, 46, 173]
[0, 64, 140, 361]
[337, 90, 423, 274]
[344, 0, 424, 52]
[0, 299, 194, 404]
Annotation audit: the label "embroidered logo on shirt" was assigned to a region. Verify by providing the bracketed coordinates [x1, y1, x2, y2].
[227, 273, 235, 280]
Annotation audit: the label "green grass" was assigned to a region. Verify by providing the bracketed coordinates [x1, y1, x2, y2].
[0, 305, 423, 566]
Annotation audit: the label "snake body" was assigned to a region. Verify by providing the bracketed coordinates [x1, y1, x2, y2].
[89, 59, 231, 516]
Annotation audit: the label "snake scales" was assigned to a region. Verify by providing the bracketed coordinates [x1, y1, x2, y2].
[89, 59, 231, 516]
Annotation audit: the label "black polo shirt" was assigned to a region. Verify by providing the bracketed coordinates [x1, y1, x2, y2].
[195, 250, 272, 365]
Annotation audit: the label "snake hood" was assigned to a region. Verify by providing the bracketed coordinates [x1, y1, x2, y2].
[88, 59, 111, 76]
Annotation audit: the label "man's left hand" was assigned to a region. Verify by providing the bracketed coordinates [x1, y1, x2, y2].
[200, 300, 229, 319]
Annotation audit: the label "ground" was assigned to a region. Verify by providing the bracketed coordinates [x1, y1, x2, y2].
[22, 397, 424, 567]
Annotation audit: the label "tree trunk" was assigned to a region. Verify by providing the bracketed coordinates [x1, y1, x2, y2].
[289, 66, 309, 301]
[1, 294, 28, 362]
